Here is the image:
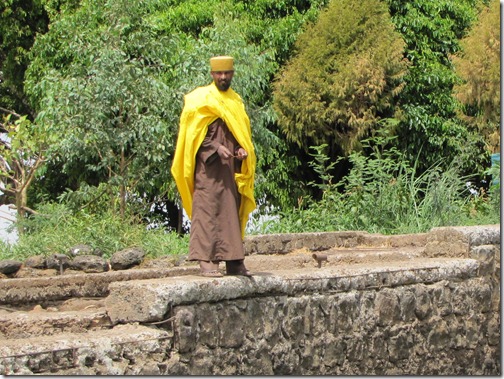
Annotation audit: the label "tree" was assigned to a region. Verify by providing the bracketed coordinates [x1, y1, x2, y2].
[272, 0, 409, 161]
[0, 0, 80, 119]
[451, 0, 500, 153]
[23, 0, 329, 224]
[385, 0, 486, 174]
[0, 108, 50, 229]
[25, 0, 177, 218]
[0, 0, 48, 118]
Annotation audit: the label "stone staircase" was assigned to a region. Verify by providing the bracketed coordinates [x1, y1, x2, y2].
[0, 225, 499, 375]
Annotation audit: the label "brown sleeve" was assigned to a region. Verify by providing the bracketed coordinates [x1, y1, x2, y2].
[197, 119, 221, 163]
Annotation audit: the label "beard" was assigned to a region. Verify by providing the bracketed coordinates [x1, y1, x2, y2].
[215, 79, 232, 91]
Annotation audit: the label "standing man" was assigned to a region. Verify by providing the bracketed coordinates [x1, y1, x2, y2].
[171, 56, 256, 277]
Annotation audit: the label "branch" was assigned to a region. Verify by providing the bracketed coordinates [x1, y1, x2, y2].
[20, 155, 46, 192]
[0, 186, 15, 195]
[20, 205, 38, 215]
[0, 107, 21, 118]
[77, 185, 109, 212]
[9, 204, 38, 215]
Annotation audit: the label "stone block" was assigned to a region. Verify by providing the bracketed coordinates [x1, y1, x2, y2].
[470, 245, 496, 276]
[217, 303, 246, 348]
[193, 303, 219, 348]
[375, 290, 400, 326]
[174, 307, 196, 353]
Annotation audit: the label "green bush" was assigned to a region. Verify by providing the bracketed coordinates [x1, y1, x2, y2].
[273, 0, 408, 157]
[0, 202, 188, 261]
[252, 134, 499, 235]
[458, 161, 500, 226]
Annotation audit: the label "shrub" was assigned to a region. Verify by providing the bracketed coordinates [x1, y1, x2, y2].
[252, 134, 499, 235]
[0, 202, 188, 261]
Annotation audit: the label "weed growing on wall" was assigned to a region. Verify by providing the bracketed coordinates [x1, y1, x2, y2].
[254, 135, 499, 235]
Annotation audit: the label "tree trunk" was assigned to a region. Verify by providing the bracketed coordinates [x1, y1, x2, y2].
[120, 149, 126, 219]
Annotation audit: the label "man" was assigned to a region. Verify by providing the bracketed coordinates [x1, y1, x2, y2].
[171, 56, 256, 277]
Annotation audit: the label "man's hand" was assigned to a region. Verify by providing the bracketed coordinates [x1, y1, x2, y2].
[217, 145, 234, 159]
[217, 145, 248, 160]
[234, 147, 248, 160]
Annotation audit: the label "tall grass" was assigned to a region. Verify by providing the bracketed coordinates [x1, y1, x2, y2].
[0, 202, 189, 261]
[0, 135, 499, 261]
[252, 136, 500, 235]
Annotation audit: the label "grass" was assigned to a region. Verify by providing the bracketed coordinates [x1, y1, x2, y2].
[249, 141, 500, 236]
[0, 203, 189, 261]
[0, 138, 499, 261]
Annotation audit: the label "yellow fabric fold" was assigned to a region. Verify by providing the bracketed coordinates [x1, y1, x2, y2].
[171, 82, 256, 238]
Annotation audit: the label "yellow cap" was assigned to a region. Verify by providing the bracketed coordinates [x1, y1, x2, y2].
[210, 56, 234, 71]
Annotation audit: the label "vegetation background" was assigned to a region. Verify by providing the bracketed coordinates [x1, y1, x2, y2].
[0, 0, 500, 260]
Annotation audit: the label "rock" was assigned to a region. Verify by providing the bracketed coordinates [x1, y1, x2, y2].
[24, 255, 47, 269]
[69, 244, 103, 257]
[70, 255, 109, 273]
[110, 247, 146, 270]
[59, 298, 106, 311]
[30, 304, 45, 312]
[0, 259, 23, 275]
[139, 363, 162, 376]
[140, 255, 187, 269]
[62, 269, 86, 276]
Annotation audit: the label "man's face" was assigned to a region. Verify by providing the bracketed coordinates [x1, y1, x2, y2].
[211, 70, 234, 91]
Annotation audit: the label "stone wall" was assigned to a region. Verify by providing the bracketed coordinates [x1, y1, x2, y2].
[166, 277, 498, 375]
[103, 225, 500, 375]
[0, 225, 500, 375]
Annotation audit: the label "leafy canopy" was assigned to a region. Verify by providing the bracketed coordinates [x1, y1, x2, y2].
[273, 0, 409, 157]
[25, 0, 177, 216]
[385, 0, 486, 174]
[451, 0, 500, 153]
[23, 0, 327, 219]
[0, 0, 48, 117]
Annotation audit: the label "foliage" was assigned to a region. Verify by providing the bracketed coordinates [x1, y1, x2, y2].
[0, 0, 79, 117]
[384, 0, 488, 174]
[451, 0, 500, 153]
[25, 0, 190, 217]
[0, 0, 48, 118]
[462, 156, 500, 225]
[21, 0, 328, 221]
[273, 0, 409, 159]
[229, 0, 327, 66]
[253, 133, 499, 235]
[0, 111, 50, 224]
[0, 202, 189, 261]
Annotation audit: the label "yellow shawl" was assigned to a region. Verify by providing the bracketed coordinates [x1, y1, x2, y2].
[171, 82, 256, 238]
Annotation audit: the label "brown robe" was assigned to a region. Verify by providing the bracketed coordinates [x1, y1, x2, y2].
[188, 118, 245, 262]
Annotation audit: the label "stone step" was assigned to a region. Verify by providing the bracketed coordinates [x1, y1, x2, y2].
[244, 230, 430, 254]
[0, 247, 422, 307]
[0, 266, 199, 306]
[0, 248, 454, 339]
[0, 324, 172, 375]
[104, 257, 481, 324]
[0, 254, 491, 375]
[0, 226, 497, 376]
[245, 246, 424, 271]
[0, 304, 111, 339]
